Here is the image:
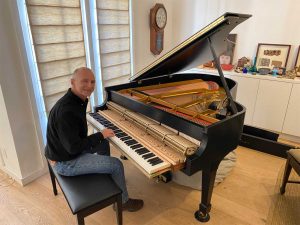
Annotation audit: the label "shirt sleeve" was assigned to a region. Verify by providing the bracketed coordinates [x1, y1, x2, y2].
[56, 111, 104, 155]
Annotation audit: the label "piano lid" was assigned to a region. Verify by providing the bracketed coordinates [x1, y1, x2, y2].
[131, 12, 251, 82]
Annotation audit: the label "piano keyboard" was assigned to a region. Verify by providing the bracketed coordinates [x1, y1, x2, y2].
[87, 112, 171, 177]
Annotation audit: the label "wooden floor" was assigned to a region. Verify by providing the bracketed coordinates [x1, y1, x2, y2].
[0, 146, 286, 225]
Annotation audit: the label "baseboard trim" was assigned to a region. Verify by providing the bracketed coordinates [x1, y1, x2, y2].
[0, 166, 48, 186]
[20, 166, 48, 186]
[240, 125, 296, 158]
[240, 133, 292, 158]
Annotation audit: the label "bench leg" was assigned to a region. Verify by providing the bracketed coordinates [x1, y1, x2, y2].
[280, 157, 292, 195]
[48, 163, 58, 196]
[116, 194, 123, 225]
[77, 214, 85, 225]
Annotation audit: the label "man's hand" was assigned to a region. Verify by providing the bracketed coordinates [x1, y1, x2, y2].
[102, 128, 115, 139]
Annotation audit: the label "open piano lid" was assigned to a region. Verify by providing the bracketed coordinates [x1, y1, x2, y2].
[131, 12, 251, 82]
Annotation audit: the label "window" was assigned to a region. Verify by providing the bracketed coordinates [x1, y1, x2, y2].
[17, 0, 131, 142]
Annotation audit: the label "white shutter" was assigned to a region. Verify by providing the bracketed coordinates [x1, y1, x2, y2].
[96, 0, 131, 87]
[26, 0, 87, 113]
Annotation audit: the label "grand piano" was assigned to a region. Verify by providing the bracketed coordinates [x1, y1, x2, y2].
[87, 12, 251, 222]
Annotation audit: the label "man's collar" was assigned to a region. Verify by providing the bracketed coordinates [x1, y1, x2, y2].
[67, 88, 89, 105]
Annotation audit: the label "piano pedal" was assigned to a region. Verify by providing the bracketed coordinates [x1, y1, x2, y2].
[120, 155, 128, 160]
[157, 171, 172, 183]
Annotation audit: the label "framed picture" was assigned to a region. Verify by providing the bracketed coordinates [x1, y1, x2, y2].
[255, 43, 291, 70]
[295, 46, 300, 69]
[219, 33, 237, 65]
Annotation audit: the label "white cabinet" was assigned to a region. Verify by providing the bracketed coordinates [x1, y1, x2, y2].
[282, 84, 300, 136]
[229, 76, 259, 125]
[252, 80, 292, 132]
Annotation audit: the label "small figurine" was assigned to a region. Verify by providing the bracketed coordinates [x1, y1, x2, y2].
[248, 57, 258, 74]
[203, 61, 215, 68]
[235, 57, 250, 73]
[283, 68, 297, 79]
[272, 68, 278, 76]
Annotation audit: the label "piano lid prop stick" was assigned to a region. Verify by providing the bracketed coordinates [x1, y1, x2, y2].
[207, 37, 238, 114]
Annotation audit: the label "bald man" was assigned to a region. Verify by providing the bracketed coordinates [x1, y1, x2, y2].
[45, 67, 143, 212]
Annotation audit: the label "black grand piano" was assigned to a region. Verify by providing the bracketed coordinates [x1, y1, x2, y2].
[87, 12, 251, 222]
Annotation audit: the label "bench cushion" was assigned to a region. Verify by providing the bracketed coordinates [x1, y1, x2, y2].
[52, 169, 122, 214]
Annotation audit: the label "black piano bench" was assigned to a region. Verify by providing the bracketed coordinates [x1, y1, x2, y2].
[47, 161, 123, 225]
[280, 149, 300, 195]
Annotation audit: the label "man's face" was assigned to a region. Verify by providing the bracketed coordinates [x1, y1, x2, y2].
[71, 69, 95, 100]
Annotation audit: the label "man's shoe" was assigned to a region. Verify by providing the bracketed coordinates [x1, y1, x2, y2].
[113, 198, 144, 212]
[123, 198, 144, 212]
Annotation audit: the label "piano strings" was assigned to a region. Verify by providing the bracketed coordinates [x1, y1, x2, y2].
[118, 79, 227, 125]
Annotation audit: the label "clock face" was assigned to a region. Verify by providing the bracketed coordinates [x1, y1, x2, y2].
[155, 7, 167, 29]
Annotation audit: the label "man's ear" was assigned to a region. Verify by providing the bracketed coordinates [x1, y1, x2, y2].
[71, 78, 75, 86]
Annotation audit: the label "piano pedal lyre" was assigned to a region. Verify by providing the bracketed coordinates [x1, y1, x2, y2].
[156, 171, 172, 183]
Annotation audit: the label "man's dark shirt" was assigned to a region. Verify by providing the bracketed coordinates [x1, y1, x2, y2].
[45, 88, 104, 161]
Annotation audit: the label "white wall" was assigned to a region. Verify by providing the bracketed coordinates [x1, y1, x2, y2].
[131, 0, 174, 74]
[132, 0, 300, 73]
[0, 0, 47, 185]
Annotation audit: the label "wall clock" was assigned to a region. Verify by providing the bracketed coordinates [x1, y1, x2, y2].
[150, 4, 167, 55]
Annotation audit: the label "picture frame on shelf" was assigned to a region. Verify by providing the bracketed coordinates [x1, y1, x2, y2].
[255, 43, 291, 70]
[219, 33, 237, 64]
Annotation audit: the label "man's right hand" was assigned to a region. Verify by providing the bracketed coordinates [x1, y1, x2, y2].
[102, 128, 115, 139]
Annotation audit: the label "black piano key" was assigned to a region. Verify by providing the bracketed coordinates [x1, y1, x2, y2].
[116, 133, 127, 138]
[147, 157, 161, 163]
[135, 148, 149, 154]
[96, 117, 106, 121]
[149, 157, 161, 163]
[120, 136, 131, 141]
[124, 140, 138, 146]
[137, 147, 149, 152]
[149, 159, 163, 166]
[150, 160, 163, 166]
[142, 153, 155, 159]
[109, 126, 119, 130]
[130, 144, 143, 149]
[113, 129, 123, 134]
[103, 123, 113, 127]
[135, 148, 149, 155]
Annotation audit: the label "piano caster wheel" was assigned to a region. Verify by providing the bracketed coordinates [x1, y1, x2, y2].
[194, 210, 210, 222]
[120, 155, 128, 160]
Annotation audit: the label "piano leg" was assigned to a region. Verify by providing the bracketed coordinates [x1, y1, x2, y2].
[194, 162, 219, 222]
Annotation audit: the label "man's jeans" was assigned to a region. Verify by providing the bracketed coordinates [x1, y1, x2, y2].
[53, 139, 129, 203]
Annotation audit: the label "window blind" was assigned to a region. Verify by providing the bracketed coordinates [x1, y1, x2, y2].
[26, 0, 88, 113]
[96, 0, 131, 87]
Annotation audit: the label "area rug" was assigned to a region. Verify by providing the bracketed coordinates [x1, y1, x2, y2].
[266, 166, 300, 225]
